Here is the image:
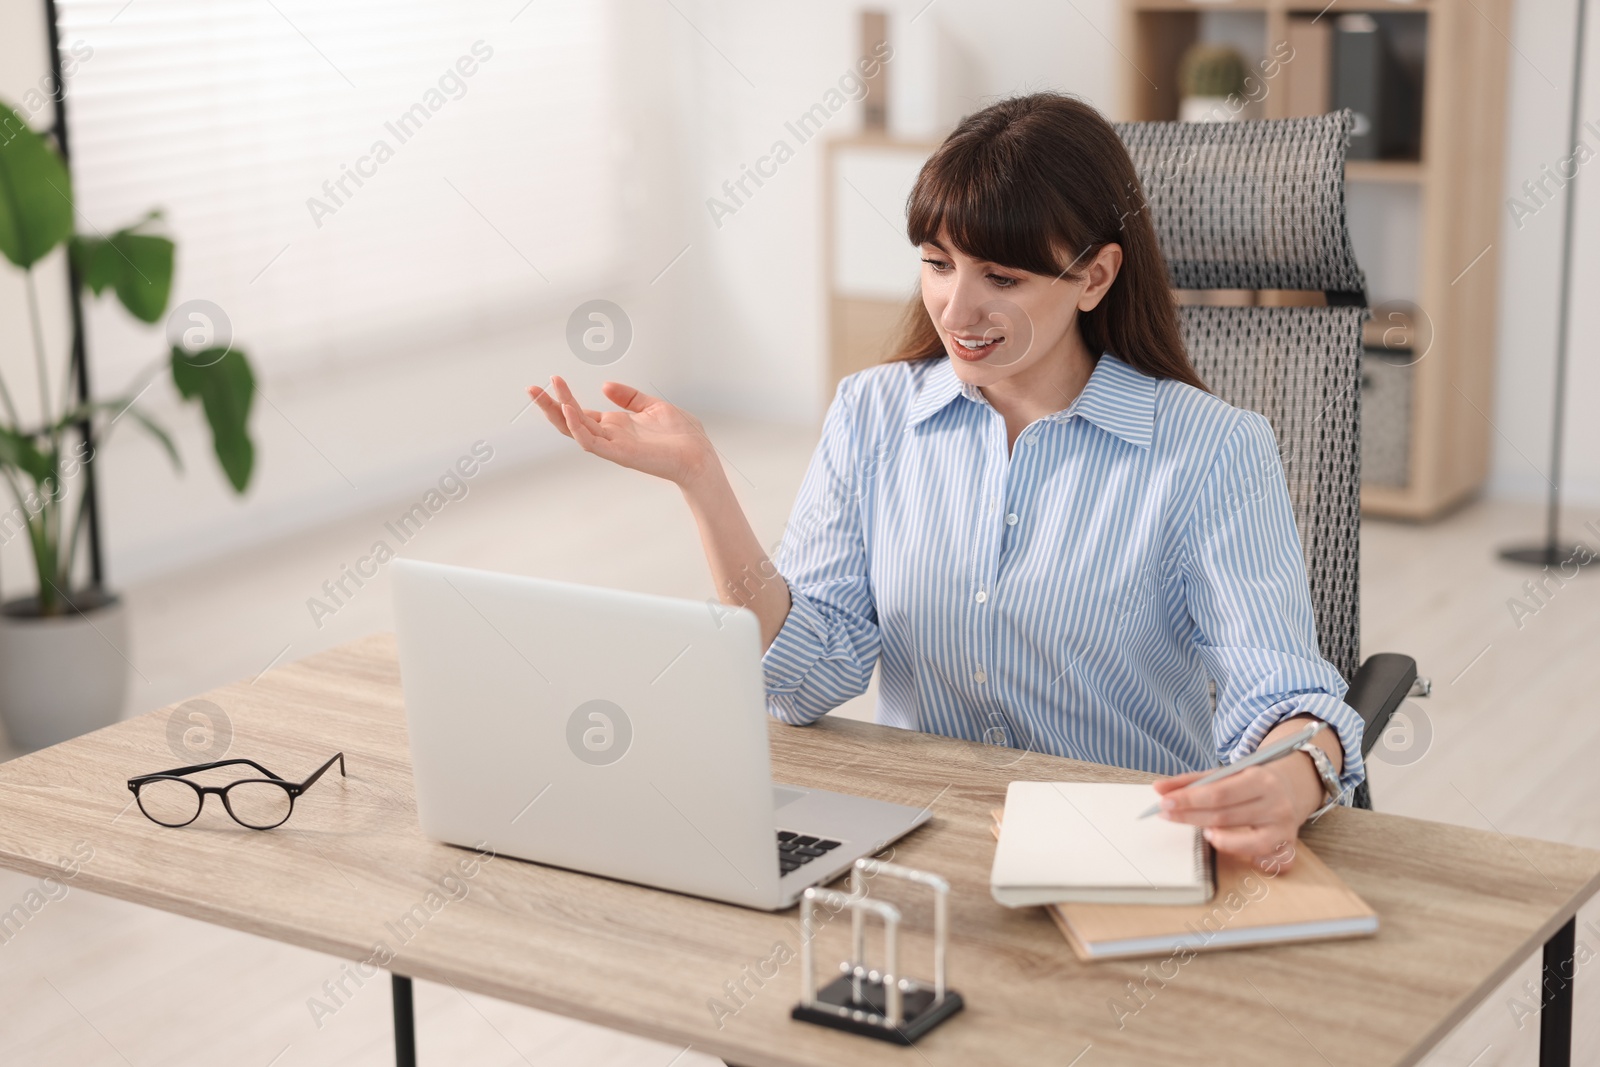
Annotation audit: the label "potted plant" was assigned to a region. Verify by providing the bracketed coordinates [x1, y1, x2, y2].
[0, 100, 258, 750]
[1177, 43, 1251, 123]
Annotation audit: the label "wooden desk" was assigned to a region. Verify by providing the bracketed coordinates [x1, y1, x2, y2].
[1, 633, 1596, 1067]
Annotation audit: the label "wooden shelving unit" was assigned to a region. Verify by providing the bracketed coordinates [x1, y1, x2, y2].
[823, 135, 940, 391]
[1343, 159, 1428, 183]
[1121, 0, 1513, 519]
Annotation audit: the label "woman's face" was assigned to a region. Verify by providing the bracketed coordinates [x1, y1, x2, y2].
[917, 233, 1122, 388]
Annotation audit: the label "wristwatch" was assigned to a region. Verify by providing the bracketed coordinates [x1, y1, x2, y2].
[1294, 738, 1345, 822]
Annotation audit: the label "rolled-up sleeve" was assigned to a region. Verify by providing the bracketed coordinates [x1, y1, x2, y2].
[1178, 411, 1366, 798]
[761, 377, 881, 725]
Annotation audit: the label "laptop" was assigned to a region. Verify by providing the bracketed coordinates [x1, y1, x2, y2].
[390, 559, 931, 910]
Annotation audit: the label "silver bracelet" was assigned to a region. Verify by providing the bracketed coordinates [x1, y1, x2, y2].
[1294, 739, 1345, 822]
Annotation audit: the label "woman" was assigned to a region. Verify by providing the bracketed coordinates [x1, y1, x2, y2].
[528, 93, 1363, 871]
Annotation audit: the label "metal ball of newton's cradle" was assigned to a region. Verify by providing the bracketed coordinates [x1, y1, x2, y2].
[792, 858, 965, 1044]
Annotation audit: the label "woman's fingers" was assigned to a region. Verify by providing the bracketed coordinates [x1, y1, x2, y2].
[1158, 764, 1301, 867]
[1159, 768, 1270, 816]
[600, 380, 660, 413]
[1164, 796, 1280, 828]
[1204, 824, 1273, 855]
[531, 382, 618, 453]
[529, 386, 577, 438]
[542, 377, 611, 434]
[1151, 769, 1209, 795]
[548, 376, 606, 422]
[1205, 826, 1300, 871]
[547, 374, 579, 405]
[562, 403, 614, 453]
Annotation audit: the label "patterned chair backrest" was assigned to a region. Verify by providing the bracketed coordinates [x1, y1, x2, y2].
[1114, 113, 1366, 682]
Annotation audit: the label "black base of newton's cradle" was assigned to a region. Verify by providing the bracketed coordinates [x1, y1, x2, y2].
[387, 925, 1574, 1066]
[790, 974, 965, 1044]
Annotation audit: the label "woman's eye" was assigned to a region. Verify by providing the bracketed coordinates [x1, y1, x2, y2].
[988, 274, 1019, 288]
[920, 257, 950, 272]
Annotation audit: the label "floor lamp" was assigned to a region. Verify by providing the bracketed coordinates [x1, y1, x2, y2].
[1501, 0, 1592, 568]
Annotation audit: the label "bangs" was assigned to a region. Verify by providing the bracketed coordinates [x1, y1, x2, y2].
[905, 138, 1088, 278]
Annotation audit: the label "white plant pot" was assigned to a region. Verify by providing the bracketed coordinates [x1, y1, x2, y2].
[0, 594, 131, 751]
[1179, 95, 1245, 123]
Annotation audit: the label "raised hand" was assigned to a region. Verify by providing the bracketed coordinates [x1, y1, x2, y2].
[528, 376, 719, 488]
[528, 374, 794, 650]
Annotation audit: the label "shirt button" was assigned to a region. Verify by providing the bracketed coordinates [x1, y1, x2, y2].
[1005, 513, 1018, 526]
[973, 669, 988, 684]
[975, 590, 987, 604]
[1025, 437, 1037, 447]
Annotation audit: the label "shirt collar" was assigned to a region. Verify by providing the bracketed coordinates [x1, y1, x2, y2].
[906, 356, 979, 426]
[906, 353, 1157, 449]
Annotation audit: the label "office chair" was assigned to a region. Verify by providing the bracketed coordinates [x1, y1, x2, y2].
[1114, 111, 1428, 809]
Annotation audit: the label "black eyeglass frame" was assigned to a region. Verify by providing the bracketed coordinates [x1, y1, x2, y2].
[126, 753, 346, 830]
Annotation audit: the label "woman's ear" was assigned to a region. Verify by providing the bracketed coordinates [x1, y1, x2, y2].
[1077, 243, 1124, 312]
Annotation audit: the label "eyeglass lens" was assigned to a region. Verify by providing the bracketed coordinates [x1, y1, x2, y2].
[136, 778, 203, 827]
[224, 781, 295, 829]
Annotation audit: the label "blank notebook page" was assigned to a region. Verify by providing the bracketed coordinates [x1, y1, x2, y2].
[993, 781, 1205, 894]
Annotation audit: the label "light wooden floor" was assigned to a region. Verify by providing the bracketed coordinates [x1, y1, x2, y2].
[1, 416, 1596, 1066]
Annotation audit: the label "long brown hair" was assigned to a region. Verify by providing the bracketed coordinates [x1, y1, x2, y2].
[886, 93, 1205, 391]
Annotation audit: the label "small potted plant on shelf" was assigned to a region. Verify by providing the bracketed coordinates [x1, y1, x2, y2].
[0, 100, 258, 750]
[1177, 43, 1251, 124]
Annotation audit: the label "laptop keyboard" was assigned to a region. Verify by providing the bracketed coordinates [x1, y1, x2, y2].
[778, 830, 842, 875]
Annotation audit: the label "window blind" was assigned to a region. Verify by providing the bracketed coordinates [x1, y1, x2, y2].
[54, 0, 621, 384]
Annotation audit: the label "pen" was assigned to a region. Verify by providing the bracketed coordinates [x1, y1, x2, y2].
[1135, 720, 1327, 819]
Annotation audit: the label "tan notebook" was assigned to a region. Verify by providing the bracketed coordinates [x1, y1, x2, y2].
[990, 808, 1379, 961]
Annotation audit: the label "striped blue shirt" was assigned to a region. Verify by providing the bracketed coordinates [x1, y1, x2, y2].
[761, 353, 1365, 796]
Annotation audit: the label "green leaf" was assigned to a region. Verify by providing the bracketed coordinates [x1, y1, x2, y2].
[172, 345, 256, 492]
[70, 229, 174, 322]
[0, 426, 55, 487]
[70, 234, 121, 295]
[108, 232, 173, 322]
[0, 101, 73, 268]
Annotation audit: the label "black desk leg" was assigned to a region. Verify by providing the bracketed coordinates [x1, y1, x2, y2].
[393, 973, 417, 1067]
[1541, 917, 1576, 1067]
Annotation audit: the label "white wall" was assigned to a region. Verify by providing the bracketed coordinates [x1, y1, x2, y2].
[1489, 0, 1600, 508]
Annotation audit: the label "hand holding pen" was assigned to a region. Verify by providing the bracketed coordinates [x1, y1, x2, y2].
[1146, 719, 1339, 873]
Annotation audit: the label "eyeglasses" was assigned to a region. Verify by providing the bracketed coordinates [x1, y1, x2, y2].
[127, 753, 345, 830]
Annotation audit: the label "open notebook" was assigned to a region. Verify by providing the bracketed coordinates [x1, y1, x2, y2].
[991, 781, 1214, 906]
[989, 793, 1380, 961]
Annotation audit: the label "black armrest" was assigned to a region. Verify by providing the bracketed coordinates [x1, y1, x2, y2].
[1345, 652, 1418, 758]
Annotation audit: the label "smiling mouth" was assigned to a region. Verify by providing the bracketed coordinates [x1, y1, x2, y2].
[950, 334, 1003, 358]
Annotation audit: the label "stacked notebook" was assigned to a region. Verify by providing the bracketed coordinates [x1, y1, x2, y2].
[990, 781, 1379, 961]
